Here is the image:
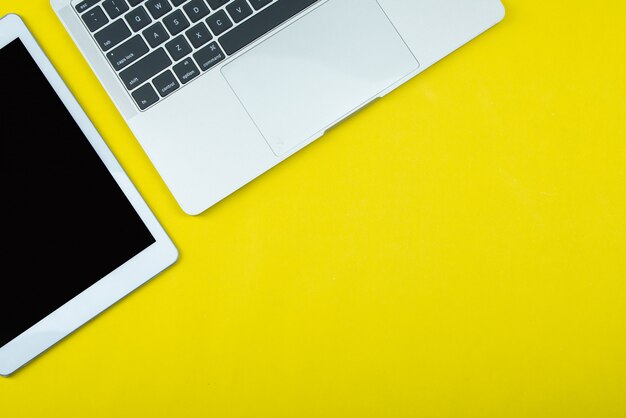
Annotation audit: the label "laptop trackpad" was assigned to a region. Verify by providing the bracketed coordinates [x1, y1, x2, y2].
[221, 0, 419, 156]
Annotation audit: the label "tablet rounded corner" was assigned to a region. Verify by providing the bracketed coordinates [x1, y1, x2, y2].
[0, 358, 17, 377]
[164, 239, 180, 267]
[0, 13, 23, 26]
[494, 1, 506, 23]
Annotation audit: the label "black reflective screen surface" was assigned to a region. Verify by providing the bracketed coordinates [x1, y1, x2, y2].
[0, 39, 155, 348]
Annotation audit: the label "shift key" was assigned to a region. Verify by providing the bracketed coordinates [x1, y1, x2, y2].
[107, 35, 149, 71]
[119, 48, 171, 90]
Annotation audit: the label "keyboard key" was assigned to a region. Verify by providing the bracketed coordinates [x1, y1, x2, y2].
[163, 10, 190, 36]
[183, 0, 210, 23]
[77, 0, 319, 110]
[102, 0, 129, 19]
[145, 0, 172, 19]
[206, 10, 232, 36]
[132, 83, 159, 109]
[82, 6, 109, 32]
[193, 41, 225, 71]
[142, 22, 170, 47]
[226, 0, 252, 24]
[173, 57, 200, 84]
[165, 35, 192, 61]
[125, 6, 152, 32]
[106, 35, 149, 70]
[120, 47, 171, 90]
[76, 0, 101, 13]
[248, 0, 271, 11]
[219, 0, 318, 55]
[94, 19, 131, 51]
[206, 0, 230, 9]
[153, 70, 180, 97]
[185, 22, 212, 48]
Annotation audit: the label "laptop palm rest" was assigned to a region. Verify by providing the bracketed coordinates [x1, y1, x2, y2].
[221, 0, 419, 156]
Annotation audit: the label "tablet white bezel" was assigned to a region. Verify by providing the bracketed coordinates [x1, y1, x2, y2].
[0, 14, 178, 376]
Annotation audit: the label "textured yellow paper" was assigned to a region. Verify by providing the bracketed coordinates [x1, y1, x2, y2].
[1, 1, 624, 416]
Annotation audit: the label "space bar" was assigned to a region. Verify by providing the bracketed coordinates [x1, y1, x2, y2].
[219, 0, 320, 55]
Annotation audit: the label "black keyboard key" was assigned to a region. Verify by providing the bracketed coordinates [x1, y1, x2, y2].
[125, 6, 152, 32]
[102, 0, 129, 19]
[94, 19, 131, 51]
[142, 22, 170, 47]
[248, 0, 271, 11]
[153, 70, 180, 97]
[120, 48, 171, 90]
[193, 41, 225, 71]
[226, 0, 252, 23]
[145, 0, 172, 19]
[128, 0, 145, 6]
[132, 83, 159, 109]
[183, 0, 210, 23]
[185, 22, 212, 48]
[173, 57, 200, 84]
[165, 35, 192, 61]
[82, 6, 109, 32]
[163, 10, 190, 36]
[107, 35, 149, 70]
[206, 10, 232, 36]
[76, 0, 101, 13]
[206, 0, 230, 9]
[219, 0, 318, 55]
[171, 0, 188, 5]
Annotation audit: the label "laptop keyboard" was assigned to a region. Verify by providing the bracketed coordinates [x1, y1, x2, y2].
[75, 0, 320, 110]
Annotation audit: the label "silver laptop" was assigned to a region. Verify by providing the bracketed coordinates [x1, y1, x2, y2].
[53, 0, 505, 215]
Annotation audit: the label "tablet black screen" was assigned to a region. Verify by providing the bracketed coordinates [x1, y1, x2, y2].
[0, 39, 155, 348]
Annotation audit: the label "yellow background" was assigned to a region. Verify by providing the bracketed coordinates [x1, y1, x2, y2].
[1, 1, 625, 416]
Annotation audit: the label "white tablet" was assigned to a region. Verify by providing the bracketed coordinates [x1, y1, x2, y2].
[0, 14, 178, 376]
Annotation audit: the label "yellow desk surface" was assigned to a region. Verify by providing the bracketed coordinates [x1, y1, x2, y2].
[1, 1, 625, 416]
